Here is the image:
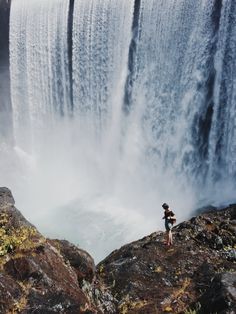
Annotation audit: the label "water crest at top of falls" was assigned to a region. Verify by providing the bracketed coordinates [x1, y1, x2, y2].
[4, 0, 236, 260]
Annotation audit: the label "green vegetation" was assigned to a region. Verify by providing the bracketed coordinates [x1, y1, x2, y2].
[0, 211, 43, 266]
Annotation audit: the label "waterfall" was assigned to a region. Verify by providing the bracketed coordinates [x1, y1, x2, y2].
[124, 0, 220, 186]
[208, 0, 236, 184]
[72, 0, 134, 132]
[121, 0, 236, 197]
[10, 0, 71, 151]
[5, 0, 236, 260]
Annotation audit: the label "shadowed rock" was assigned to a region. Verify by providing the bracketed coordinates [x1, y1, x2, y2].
[0, 187, 114, 313]
[198, 272, 236, 314]
[49, 239, 96, 284]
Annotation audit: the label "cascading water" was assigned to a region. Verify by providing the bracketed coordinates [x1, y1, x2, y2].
[72, 0, 135, 187]
[123, 0, 236, 202]
[2, 0, 235, 260]
[208, 0, 236, 185]
[10, 0, 71, 151]
[73, 0, 134, 124]
[125, 0, 219, 186]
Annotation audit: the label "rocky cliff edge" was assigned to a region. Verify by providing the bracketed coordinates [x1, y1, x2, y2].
[0, 187, 235, 313]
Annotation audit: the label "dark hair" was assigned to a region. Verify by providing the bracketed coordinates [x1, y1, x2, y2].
[162, 203, 169, 209]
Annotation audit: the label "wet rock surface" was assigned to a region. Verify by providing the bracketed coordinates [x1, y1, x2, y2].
[0, 187, 236, 313]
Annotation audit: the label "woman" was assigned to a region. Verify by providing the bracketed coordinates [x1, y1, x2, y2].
[162, 203, 176, 246]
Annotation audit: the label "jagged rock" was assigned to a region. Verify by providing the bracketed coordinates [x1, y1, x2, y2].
[49, 239, 96, 284]
[0, 273, 23, 312]
[0, 186, 15, 207]
[0, 187, 109, 313]
[198, 272, 236, 314]
[97, 204, 236, 313]
[1, 187, 236, 313]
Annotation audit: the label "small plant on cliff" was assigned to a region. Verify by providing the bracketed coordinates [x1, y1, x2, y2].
[0, 212, 39, 260]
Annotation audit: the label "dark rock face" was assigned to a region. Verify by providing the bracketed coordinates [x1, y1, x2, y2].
[50, 239, 96, 284]
[199, 272, 236, 314]
[0, 187, 115, 313]
[0, 273, 23, 313]
[0, 0, 10, 66]
[0, 0, 12, 136]
[1, 186, 236, 313]
[97, 205, 236, 313]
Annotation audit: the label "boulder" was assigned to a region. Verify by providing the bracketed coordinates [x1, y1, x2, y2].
[49, 239, 96, 284]
[198, 272, 236, 314]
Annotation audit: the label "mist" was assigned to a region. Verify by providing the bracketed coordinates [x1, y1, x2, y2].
[0, 114, 234, 262]
[0, 107, 198, 262]
[1, 0, 236, 262]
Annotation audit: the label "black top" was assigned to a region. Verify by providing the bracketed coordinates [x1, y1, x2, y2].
[164, 210, 175, 220]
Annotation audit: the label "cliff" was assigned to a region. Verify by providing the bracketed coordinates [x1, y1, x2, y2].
[0, 187, 115, 313]
[97, 204, 236, 313]
[0, 187, 235, 313]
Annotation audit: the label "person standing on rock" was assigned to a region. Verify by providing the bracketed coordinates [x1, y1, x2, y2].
[162, 203, 176, 246]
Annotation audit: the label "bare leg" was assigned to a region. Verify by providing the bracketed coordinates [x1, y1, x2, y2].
[165, 230, 173, 245]
[165, 231, 169, 244]
[168, 230, 173, 245]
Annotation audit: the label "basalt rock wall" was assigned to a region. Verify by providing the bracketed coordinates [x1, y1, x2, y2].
[0, 0, 11, 66]
[0, 0, 11, 136]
